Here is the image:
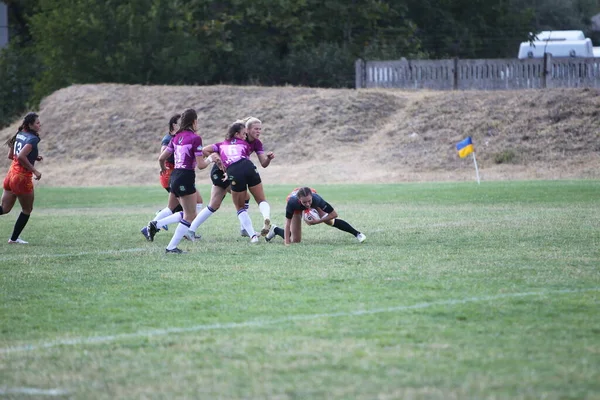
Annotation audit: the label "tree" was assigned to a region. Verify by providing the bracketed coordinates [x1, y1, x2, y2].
[0, 0, 41, 128]
[404, 0, 535, 58]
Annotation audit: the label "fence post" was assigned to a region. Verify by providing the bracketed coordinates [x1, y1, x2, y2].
[355, 59, 366, 89]
[543, 53, 553, 89]
[453, 58, 459, 90]
[542, 53, 548, 88]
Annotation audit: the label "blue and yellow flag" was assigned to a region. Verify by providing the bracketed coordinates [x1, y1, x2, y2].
[456, 137, 474, 158]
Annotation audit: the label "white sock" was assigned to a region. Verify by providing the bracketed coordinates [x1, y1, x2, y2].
[258, 201, 271, 221]
[166, 220, 190, 250]
[190, 206, 215, 232]
[237, 210, 256, 237]
[156, 211, 182, 228]
[155, 207, 173, 221]
[196, 203, 203, 213]
[241, 200, 250, 230]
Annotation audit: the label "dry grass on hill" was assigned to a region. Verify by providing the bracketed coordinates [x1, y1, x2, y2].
[1, 84, 599, 186]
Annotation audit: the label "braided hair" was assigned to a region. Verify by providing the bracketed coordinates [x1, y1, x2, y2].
[297, 187, 313, 198]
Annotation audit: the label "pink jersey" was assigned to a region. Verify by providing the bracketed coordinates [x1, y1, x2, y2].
[166, 130, 203, 170]
[248, 138, 264, 155]
[212, 138, 253, 169]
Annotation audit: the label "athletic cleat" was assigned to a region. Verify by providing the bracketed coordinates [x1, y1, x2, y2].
[8, 238, 28, 244]
[250, 234, 260, 244]
[161, 225, 169, 231]
[261, 218, 271, 236]
[356, 233, 366, 243]
[147, 221, 159, 242]
[183, 229, 197, 242]
[165, 247, 186, 254]
[140, 226, 151, 241]
[265, 224, 277, 242]
[240, 229, 249, 237]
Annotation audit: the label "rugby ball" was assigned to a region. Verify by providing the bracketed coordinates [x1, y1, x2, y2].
[303, 208, 320, 224]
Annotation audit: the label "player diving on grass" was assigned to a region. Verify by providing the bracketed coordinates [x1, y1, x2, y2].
[265, 186, 366, 245]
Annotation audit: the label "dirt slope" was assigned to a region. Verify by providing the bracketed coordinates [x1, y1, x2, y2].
[1, 84, 599, 186]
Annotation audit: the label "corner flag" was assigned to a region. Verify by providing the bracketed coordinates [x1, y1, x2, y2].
[456, 136, 480, 184]
[456, 137, 474, 158]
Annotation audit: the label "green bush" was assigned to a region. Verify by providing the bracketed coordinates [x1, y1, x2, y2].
[282, 43, 356, 88]
[494, 149, 517, 164]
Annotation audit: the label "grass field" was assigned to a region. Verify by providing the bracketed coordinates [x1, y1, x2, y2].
[1, 181, 599, 399]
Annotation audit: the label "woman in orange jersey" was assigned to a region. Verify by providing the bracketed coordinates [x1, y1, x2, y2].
[1, 112, 43, 244]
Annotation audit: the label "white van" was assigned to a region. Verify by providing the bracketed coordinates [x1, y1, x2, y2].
[534, 30, 585, 41]
[518, 38, 594, 59]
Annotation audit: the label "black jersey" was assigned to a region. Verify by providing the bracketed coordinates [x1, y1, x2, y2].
[161, 134, 175, 165]
[285, 192, 334, 219]
[13, 131, 40, 166]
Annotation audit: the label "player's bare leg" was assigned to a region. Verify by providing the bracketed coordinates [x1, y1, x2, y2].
[0, 189, 17, 215]
[290, 213, 302, 243]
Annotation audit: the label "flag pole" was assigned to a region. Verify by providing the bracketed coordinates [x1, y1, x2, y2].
[472, 152, 480, 185]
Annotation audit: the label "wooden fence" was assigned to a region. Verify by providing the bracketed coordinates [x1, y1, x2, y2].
[355, 55, 600, 90]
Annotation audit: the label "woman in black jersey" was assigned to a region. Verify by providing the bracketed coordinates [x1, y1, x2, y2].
[1, 113, 43, 244]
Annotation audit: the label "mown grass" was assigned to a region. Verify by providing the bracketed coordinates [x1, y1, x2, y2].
[0, 182, 599, 399]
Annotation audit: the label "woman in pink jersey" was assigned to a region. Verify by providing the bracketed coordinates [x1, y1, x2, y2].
[140, 114, 203, 241]
[185, 116, 275, 241]
[146, 109, 221, 254]
[200, 121, 272, 243]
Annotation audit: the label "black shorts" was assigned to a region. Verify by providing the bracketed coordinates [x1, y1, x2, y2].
[227, 159, 262, 192]
[210, 164, 230, 189]
[169, 169, 197, 197]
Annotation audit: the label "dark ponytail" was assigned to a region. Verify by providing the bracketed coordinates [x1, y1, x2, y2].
[297, 187, 313, 198]
[226, 122, 245, 140]
[168, 113, 181, 133]
[5, 112, 39, 147]
[176, 109, 197, 134]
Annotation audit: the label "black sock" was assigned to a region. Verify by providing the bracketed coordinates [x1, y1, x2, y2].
[274, 226, 284, 238]
[11, 212, 30, 241]
[332, 219, 359, 237]
[172, 204, 183, 213]
[0, 206, 3, 215]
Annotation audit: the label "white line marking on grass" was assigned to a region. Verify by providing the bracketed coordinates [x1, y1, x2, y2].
[0, 387, 69, 396]
[1, 288, 597, 354]
[0, 247, 156, 261]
